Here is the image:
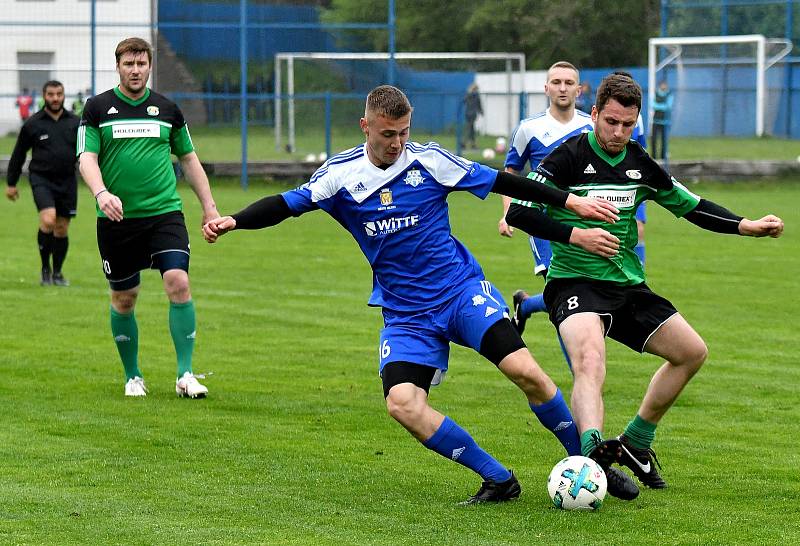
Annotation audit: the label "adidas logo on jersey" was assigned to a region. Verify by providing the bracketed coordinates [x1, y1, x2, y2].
[583, 163, 596, 174]
[484, 306, 498, 318]
[352, 182, 368, 193]
[107, 107, 119, 115]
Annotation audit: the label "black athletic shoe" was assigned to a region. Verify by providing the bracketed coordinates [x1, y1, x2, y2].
[587, 434, 639, 500]
[459, 471, 521, 505]
[40, 269, 52, 286]
[52, 272, 70, 287]
[511, 290, 529, 335]
[617, 434, 667, 489]
[604, 466, 640, 501]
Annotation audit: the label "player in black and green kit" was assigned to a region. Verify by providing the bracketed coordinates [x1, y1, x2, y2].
[506, 72, 784, 494]
[78, 37, 220, 398]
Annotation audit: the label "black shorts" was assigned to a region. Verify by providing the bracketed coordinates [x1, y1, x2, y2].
[29, 172, 78, 217]
[97, 211, 190, 289]
[544, 278, 678, 353]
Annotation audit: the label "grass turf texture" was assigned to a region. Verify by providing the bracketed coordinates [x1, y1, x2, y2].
[0, 179, 798, 544]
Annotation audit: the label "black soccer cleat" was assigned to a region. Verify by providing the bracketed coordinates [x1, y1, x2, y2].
[459, 471, 521, 506]
[40, 268, 52, 286]
[604, 466, 640, 501]
[587, 434, 639, 500]
[617, 434, 667, 489]
[511, 290, 529, 335]
[52, 272, 70, 287]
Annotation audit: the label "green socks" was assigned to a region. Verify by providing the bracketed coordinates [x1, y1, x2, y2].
[169, 300, 196, 378]
[622, 415, 657, 450]
[580, 428, 604, 458]
[110, 307, 141, 380]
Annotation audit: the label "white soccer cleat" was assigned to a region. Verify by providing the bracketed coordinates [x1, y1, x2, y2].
[124, 376, 148, 397]
[176, 372, 208, 399]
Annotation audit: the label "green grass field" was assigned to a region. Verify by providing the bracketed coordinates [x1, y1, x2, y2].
[2, 126, 799, 164]
[0, 178, 798, 544]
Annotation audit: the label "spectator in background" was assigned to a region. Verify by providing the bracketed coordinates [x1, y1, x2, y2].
[576, 81, 592, 114]
[463, 83, 483, 149]
[650, 80, 673, 160]
[72, 92, 85, 116]
[15, 89, 33, 122]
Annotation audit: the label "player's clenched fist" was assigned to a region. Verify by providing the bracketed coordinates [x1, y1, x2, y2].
[203, 216, 237, 243]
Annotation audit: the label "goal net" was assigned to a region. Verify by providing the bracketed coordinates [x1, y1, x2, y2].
[273, 52, 525, 155]
[647, 35, 792, 137]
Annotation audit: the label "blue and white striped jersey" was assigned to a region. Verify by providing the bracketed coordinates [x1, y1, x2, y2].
[505, 110, 647, 173]
[281, 142, 498, 312]
[505, 110, 593, 172]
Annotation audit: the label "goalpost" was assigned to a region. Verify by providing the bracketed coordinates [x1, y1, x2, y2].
[274, 52, 526, 152]
[648, 35, 792, 137]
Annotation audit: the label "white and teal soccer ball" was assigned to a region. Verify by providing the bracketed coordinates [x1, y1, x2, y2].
[547, 456, 607, 511]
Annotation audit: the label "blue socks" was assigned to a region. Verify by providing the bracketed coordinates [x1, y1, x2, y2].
[530, 389, 581, 456]
[520, 293, 546, 318]
[423, 417, 511, 482]
[635, 242, 646, 266]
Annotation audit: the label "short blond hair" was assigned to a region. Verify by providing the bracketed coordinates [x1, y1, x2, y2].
[365, 85, 413, 119]
[547, 61, 579, 80]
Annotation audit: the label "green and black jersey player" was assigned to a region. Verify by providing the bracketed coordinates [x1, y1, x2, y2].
[78, 37, 220, 398]
[506, 72, 783, 493]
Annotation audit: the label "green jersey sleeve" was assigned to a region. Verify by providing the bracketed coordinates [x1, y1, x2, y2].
[170, 124, 194, 157]
[652, 176, 701, 218]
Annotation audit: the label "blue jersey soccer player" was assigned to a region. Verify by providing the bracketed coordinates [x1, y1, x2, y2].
[204, 85, 644, 503]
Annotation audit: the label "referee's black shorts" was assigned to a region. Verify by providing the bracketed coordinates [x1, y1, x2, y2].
[29, 172, 78, 217]
[544, 278, 678, 353]
[97, 210, 190, 289]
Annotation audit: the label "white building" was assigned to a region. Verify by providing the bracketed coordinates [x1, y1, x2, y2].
[0, 0, 153, 133]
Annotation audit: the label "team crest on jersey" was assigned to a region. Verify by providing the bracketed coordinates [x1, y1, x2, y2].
[626, 169, 642, 179]
[404, 169, 424, 187]
[147, 106, 160, 116]
[379, 189, 393, 206]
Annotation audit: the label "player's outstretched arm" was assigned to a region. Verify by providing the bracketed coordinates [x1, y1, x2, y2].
[203, 194, 293, 244]
[492, 170, 618, 224]
[683, 199, 784, 238]
[505, 202, 620, 258]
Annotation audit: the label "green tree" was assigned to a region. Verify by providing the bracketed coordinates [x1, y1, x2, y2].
[322, 0, 661, 68]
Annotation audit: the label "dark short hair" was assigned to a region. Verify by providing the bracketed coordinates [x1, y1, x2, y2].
[115, 37, 153, 64]
[42, 80, 63, 95]
[595, 71, 642, 114]
[365, 85, 412, 119]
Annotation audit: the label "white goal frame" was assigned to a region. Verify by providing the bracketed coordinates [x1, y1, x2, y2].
[648, 34, 792, 137]
[274, 51, 526, 151]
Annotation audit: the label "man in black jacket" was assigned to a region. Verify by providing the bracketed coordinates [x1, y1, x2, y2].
[6, 80, 80, 286]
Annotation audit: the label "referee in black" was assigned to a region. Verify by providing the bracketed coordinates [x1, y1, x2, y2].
[6, 80, 80, 286]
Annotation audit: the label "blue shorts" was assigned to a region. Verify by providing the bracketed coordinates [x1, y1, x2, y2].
[529, 236, 552, 275]
[635, 202, 647, 223]
[379, 279, 510, 374]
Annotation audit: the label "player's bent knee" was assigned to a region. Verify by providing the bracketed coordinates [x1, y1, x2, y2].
[111, 291, 138, 313]
[479, 318, 526, 366]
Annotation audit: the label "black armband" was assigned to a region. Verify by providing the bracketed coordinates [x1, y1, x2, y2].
[683, 199, 743, 235]
[231, 194, 293, 230]
[505, 203, 573, 244]
[492, 170, 569, 208]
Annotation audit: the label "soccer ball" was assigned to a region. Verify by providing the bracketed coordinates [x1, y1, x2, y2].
[547, 456, 607, 511]
[481, 148, 496, 160]
[495, 136, 507, 154]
